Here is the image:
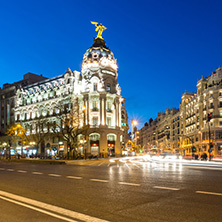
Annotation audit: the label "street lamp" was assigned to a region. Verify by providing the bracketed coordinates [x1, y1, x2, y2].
[131, 119, 137, 142]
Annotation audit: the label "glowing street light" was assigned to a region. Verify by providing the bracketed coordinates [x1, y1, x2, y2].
[131, 119, 138, 142]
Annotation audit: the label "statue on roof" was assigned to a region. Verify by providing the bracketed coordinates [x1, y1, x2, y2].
[91, 21, 107, 39]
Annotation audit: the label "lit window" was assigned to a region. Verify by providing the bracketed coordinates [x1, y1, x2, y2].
[107, 117, 111, 126]
[93, 117, 98, 126]
[106, 84, 111, 92]
[93, 83, 97, 91]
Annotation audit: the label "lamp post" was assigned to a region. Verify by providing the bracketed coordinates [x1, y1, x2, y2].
[131, 119, 137, 142]
[82, 106, 87, 159]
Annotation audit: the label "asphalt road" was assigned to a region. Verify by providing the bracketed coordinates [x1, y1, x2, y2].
[0, 159, 222, 222]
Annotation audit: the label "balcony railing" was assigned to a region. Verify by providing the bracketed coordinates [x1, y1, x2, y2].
[91, 108, 99, 112]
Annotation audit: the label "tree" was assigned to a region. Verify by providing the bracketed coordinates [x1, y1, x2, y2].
[28, 119, 49, 157]
[50, 97, 89, 159]
[6, 124, 29, 158]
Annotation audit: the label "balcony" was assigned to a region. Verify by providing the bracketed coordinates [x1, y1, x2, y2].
[107, 108, 112, 113]
[91, 108, 99, 112]
[212, 115, 222, 119]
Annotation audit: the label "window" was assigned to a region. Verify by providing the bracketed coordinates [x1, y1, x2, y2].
[107, 102, 112, 112]
[93, 83, 97, 91]
[107, 117, 111, 126]
[106, 83, 111, 92]
[93, 117, 98, 126]
[92, 101, 98, 111]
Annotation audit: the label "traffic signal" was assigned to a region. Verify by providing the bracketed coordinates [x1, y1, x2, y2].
[192, 146, 196, 152]
[210, 142, 213, 148]
[207, 113, 212, 122]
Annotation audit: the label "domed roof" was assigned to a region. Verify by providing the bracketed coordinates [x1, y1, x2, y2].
[82, 38, 115, 63]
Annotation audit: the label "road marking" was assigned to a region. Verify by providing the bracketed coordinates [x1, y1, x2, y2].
[66, 176, 83, 180]
[17, 170, 27, 173]
[88, 162, 97, 166]
[7, 169, 15, 171]
[0, 195, 77, 222]
[153, 186, 180, 191]
[0, 190, 108, 222]
[186, 166, 222, 171]
[0, 168, 5, 170]
[196, 191, 222, 196]
[118, 182, 140, 187]
[124, 163, 131, 169]
[98, 162, 104, 166]
[48, 174, 61, 177]
[90, 179, 108, 183]
[32, 172, 43, 175]
[133, 163, 142, 169]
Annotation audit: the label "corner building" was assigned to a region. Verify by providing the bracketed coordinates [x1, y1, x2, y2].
[14, 37, 128, 157]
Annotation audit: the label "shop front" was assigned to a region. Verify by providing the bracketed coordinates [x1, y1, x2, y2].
[107, 134, 116, 157]
[89, 133, 100, 157]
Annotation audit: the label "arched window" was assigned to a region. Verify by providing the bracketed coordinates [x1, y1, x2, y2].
[106, 83, 111, 92]
[93, 83, 97, 91]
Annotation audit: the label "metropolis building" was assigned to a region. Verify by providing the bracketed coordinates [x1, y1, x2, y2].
[14, 30, 128, 157]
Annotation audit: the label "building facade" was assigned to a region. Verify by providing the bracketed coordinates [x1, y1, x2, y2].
[138, 67, 222, 157]
[138, 108, 180, 153]
[14, 37, 128, 158]
[0, 72, 47, 156]
[180, 67, 222, 156]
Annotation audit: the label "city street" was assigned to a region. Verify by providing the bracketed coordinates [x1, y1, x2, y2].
[0, 158, 222, 222]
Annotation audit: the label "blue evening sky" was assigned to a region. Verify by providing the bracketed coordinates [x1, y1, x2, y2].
[0, 0, 222, 129]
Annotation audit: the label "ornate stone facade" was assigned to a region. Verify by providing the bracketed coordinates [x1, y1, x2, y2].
[14, 37, 128, 157]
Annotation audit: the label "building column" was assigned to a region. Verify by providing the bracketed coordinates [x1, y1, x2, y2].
[119, 99, 121, 127]
[114, 98, 118, 127]
[116, 99, 119, 127]
[115, 133, 121, 157]
[86, 135, 91, 157]
[100, 131, 108, 157]
[83, 95, 89, 125]
[104, 97, 107, 126]
[100, 97, 103, 125]
[87, 97, 89, 125]
[100, 94, 106, 126]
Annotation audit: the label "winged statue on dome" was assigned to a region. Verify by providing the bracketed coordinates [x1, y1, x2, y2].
[91, 21, 107, 39]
